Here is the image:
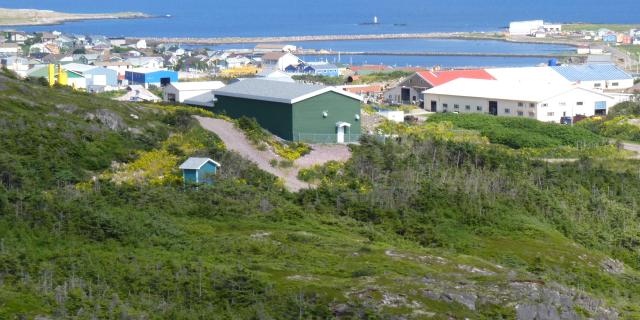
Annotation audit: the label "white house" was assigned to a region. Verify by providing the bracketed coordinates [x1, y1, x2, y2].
[0, 43, 20, 55]
[509, 20, 544, 36]
[163, 81, 226, 107]
[1, 56, 30, 77]
[424, 78, 619, 122]
[261, 52, 300, 71]
[126, 57, 164, 69]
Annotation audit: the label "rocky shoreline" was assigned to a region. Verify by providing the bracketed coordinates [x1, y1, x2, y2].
[0, 8, 151, 26]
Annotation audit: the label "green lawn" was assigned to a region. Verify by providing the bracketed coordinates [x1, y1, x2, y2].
[563, 23, 640, 32]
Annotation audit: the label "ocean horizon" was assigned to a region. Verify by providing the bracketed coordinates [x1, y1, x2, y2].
[2, 0, 637, 67]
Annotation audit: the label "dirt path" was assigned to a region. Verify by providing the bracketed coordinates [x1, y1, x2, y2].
[195, 116, 351, 191]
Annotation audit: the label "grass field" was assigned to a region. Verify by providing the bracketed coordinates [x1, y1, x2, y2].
[563, 23, 640, 32]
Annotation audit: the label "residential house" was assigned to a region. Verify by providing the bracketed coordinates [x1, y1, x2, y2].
[303, 63, 340, 77]
[7, 31, 30, 44]
[39, 32, 57, 43]
[213, 78, 362, 143]
[126, 56, 164, 69]
[0, 43, 20, 55]
[109, 37, 127, 47]
[424, 78, 619, 121]
[41, 54, 73, 64]
[163, 81, 225, 107]
[1, 56, 30, 77]
[261, 52, 300, 71]
[62, 63, 120, 90]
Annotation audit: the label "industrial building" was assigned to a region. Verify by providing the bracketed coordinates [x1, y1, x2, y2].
[213, 79, 362, 143]
[163, 81, 226, 107]
[385, 69, 495, 107]
[424, 78, 618, 123]
[124, 68, 178, 88]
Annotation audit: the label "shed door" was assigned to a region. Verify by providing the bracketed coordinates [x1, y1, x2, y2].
[160, 77, 171, 86]
[337, 126, 345, 144]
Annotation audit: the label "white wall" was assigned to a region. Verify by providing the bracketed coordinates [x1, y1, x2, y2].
[575, 78, 635, 90]
[425, 88, 618, 123]
[163, 86, 216, 107]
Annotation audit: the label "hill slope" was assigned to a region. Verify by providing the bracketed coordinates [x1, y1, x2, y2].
[0, 74, 639, 318]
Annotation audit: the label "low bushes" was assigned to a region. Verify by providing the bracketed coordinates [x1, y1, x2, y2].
[428, 113, 605, 149]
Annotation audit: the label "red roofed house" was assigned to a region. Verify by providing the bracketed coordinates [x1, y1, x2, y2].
[384, 69, 495, 108]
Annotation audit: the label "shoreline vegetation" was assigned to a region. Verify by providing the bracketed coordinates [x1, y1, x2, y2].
[0, 8, 151, 26]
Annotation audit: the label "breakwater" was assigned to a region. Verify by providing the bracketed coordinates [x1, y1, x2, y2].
[141, 32, 507, 45]
[300, 51, 577, 58]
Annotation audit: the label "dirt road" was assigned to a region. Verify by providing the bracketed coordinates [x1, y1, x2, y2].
[195, 116, 351, 191]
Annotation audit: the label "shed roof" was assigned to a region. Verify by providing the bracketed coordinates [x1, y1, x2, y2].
[168, 81, 225, 91]
[214, 78, 362, 104]
[551, 64, 632, 81]
[179, 157, 221, 170]
[424, 78, 613, 102]
[417, 69, 495, 86]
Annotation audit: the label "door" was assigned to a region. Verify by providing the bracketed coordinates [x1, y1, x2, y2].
[430, 100, 437, 112]
[160, 77, 171, 86]
[401, 88, 410, 103]
[336, 126, 345, 144]
[489, 101, 498, 116]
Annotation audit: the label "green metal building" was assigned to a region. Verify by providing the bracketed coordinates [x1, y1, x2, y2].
[213, 79, 362, 143]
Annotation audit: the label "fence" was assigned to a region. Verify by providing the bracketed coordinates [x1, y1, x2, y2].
[296, 133, 362, 144]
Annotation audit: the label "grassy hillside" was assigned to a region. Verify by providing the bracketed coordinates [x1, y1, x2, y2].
[1, 73, 640, 318]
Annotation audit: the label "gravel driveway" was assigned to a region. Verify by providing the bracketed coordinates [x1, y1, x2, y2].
[195, 116, 351, 191]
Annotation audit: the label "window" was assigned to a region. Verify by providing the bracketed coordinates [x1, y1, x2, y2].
[504, 108, 511, 114]
[547, 112, 554, 116]
[476, 106, 483, 111]
[529, 112, 535, 117]
[612, 82, 619, 87]
[517, 111, 524, 116]
[559, 102, 566, 106]
[542, 103, 548, 107]
[594, 83, 602, 88]
[529, 103, 535, 108]
[465, 105, 470, 110]
[443, 103, 448, 110]
[577, 101, 583, 106]
[454, 104, 459, 109]
[518, 102, 524, 107]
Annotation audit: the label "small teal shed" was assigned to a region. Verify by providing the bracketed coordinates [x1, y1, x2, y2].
[179, 157, 221, 185]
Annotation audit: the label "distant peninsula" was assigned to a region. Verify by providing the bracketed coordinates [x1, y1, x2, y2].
[0, 8, 151, 26]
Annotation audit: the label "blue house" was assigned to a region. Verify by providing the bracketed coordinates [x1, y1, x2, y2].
[603, 34, 617, 43]
[303, 63, 340, 77]
[125, 68, 179, 88]
[179, 157, 221, 185]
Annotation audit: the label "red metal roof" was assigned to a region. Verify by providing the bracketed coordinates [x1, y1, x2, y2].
[417, 69, 495, 86]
